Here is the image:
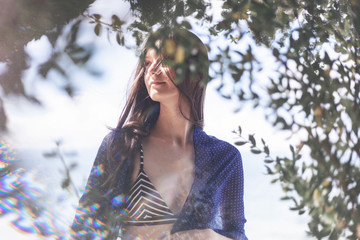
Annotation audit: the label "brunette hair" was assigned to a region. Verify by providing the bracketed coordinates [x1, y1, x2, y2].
[103, 27, 209, 191]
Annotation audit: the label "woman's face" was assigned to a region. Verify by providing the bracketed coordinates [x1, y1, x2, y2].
[144, 48, 179, 104]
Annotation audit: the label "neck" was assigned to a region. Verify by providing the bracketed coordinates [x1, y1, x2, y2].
[150, 101, 193, 147]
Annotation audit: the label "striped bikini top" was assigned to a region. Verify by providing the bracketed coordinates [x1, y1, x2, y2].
[123, 145, 177, 226]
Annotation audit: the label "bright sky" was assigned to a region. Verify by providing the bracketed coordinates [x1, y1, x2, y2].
[1, 1, 314, 239]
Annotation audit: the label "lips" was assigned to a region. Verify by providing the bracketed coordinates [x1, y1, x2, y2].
[150, 81, 166, 86]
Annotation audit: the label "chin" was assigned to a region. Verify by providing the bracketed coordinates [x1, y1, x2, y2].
[149, 93, 161, 102]
[150, 95, 180, 106]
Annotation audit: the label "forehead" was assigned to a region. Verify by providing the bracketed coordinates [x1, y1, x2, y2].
[145, 48, 158, 59]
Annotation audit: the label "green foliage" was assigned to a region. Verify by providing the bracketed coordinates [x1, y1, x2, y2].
[0, 0, 359, 239]
[227, 1, 360, 239]
[0, 0, 95, 131]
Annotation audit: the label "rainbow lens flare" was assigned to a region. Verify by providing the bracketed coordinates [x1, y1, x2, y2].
[0, 140, 71, 239]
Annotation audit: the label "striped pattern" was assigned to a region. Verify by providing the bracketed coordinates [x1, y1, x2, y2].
[123, 145, 177, 226]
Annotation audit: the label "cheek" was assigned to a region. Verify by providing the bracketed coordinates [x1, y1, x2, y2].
[144, 73, 151, 92]
[164, 66, 176, 81]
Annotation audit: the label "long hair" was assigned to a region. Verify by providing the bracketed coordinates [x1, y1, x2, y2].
[103, 27, 209, 192]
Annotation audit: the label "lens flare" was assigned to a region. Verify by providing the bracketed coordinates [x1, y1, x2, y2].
[0, 140, 72, 239]
[0, 139, 16, 165]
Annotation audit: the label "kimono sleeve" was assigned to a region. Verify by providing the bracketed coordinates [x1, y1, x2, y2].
[70, 133, 116, 240]
[214, 148, 248, 240]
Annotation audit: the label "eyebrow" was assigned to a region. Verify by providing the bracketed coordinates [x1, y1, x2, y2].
[144, 55, 155, 61]
[145, 56, 161, 64]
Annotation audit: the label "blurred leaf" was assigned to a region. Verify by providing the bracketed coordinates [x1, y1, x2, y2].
[43, 151, 57, 158]
[264, 146, 270, 156]
[94, 23, 102, 36]
[251, 148, 262, 154]
[69, 162, 78, 170]
[238, 126, 242, 135]
[249, 134, 256, 146]
[64, 85, 74, 97]
[235, 141, 247, 146]
[181, 20, 192, 29]
[61, 178, 70, 189]
[116, 33, 121, 45]
[111, 14, 124, 28]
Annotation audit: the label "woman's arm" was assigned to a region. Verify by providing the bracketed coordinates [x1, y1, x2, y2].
[70, 134, 116, 239]
[170, 137, 248, 240]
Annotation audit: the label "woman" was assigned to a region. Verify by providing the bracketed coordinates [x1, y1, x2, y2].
[71, 28, 247, 240]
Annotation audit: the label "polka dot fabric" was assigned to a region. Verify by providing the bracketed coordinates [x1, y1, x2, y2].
[171, 126, 248, 240]
[71, 126, 248, 240]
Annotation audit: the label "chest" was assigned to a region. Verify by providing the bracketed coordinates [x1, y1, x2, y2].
[129, 142, 195, 215]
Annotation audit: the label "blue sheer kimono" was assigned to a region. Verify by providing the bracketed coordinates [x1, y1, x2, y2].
[71, 126, 248, 240]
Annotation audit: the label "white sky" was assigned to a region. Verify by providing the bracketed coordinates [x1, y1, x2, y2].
[1, 1, 314, 239]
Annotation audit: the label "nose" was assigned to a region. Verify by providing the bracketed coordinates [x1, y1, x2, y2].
[148, 60, 162, 76]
